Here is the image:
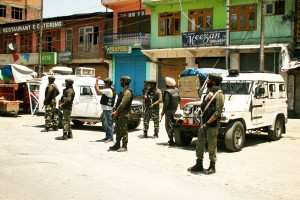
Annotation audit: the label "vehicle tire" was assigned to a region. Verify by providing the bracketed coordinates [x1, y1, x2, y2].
[100, 113, 107, 132]
[72, 120, 84, 127]
[128, 119, 141, 130]
[224, 121, 245, 152]
[174, 129, 193, 146]
[268, 117, 284, 141]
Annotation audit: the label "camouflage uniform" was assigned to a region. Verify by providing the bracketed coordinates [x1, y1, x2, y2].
[143, 84, 162, 137]
[57, 79, 75, 140]
[188, 73, 224, 175]
[110, 76, 133, 152]
[42, 76, 60, 132]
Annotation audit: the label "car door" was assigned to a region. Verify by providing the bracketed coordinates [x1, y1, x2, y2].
[72, 86, 101, 118]
[252, 81, 267, 125]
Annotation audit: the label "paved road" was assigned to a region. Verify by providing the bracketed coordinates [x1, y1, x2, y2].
[0, 114, 299, 200]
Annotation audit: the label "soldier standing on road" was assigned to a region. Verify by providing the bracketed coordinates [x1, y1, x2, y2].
[109, 76, 133, 152]
[161, 77, 180, 146]
[95, 77, 116, 143]
[41, 76, 60, 132]
[140, 80, 162, 138]
[188, 73, 224, 175]
[56, 79, 75, 140]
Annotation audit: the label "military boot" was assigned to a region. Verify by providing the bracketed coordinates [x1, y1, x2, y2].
[117, 144, 127, 152]
[168, 138, 175, 146]
[139, 130, 148, 138]
[56, 132, 68, 140]
[67, 131, 73, 139]
[52, 126, 58, 131]
[41, 127, 50, 132]
[187, 159, 204, 173]
[109, 141, 120, 151]
[204, 161, 216, 175]
[153, 132, 158, 138]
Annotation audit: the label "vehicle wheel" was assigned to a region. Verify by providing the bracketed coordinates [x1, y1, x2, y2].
[224, 121, 245, 152]
[128, 119, 141, 129]
[268, 117, 284, 141]
[100, 113, 107, 132]
[72, 120, 84, 126]
[174, 129, 193, 146]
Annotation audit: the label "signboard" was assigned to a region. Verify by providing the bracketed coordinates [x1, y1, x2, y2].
[106, 46, 132, 54]
[0, 21, 64, 34]
[182, 30, 226, 47]
[58, 51, 72, 63]
[41, 52, 56, 65]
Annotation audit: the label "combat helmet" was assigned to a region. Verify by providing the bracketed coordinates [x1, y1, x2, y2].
[148, 80, 156, 87]
[65, 78, 74, 86]
[104, 78, 113, 86]
[208, 73, 223, 85]
[48, 75, 55, 82]
[120, 76, 131, 85]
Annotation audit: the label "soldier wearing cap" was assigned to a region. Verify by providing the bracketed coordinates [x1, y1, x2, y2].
[56, 78, 75, 140]
[95, 77, 116, 143]
[188, 73, 225, 175]
[140, 80, 162, 138]
[41, 75, 60, 132]
[161, 77, 180, 145]
[110, 76, 133, 152]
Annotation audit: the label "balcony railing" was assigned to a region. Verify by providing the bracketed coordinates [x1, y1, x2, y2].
[103, 32, 150, 49]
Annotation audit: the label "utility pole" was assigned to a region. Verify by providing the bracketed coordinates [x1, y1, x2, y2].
[226, 0, 230, 69]
[259, 0, 265, 72]
[38, 0, 44, 78]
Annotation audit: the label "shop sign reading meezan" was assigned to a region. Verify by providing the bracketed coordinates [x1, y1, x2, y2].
[182, 30, 226, 47]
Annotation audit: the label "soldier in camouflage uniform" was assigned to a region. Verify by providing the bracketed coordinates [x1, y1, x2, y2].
[140, 80, 162, 138]
[188, 73, 225, 175]
[56, 79, 75, 140]
[110, 76, 133, 152]
[161, 77, 180, 145]
[41, 76, 60, 132]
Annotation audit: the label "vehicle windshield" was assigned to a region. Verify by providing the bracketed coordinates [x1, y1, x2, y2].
[221, 81, 252, 95]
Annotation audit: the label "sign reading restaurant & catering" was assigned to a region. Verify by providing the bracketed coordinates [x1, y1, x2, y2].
[0, 21, 64, 34]
[182, 30, 226, 47]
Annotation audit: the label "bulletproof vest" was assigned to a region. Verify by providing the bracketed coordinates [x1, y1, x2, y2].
[201, 90, 223, 127]
[45, 84, 59, 104]
[115, 88, 133, 113]
[164, 88, 179, 111]
[147, 88, 159, 109]
[100, 87, 116, 107]
[61, 87, 75, 109]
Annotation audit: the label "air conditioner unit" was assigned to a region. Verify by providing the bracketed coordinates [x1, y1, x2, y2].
[75, 67, 95, 77]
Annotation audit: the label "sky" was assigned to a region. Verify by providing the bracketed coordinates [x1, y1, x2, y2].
[43, 0, 110, 18]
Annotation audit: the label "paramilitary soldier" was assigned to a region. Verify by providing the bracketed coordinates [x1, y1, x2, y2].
[41, 75, 60, 132]
[188, 73, 225, 175]
[141, 80, 162, 138]
[56, 78, 75, 140]
[110, 76, 133, 152]
[161, 77, 180, 146]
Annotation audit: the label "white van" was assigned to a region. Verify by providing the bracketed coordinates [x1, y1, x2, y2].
[173, 70, 288, 152]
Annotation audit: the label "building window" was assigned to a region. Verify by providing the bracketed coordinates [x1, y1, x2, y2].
[11, 7, 23, 20]
[188, 8, 213, 31]
[230, 4, 257, 31]
[0, 35, 15, 54]
[159, 12, 181, 36]
[66, 28, 73, 51]
[118, 10, 145, 18]
[266, 0, 285, 15]
[37, 30, 61, 52]
[0, 5, 6, 17]
[20, 33, 32, 53]
[78, 26, 99, 51]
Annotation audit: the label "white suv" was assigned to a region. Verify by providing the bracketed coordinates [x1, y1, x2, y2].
[173, 70, 288, 152]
